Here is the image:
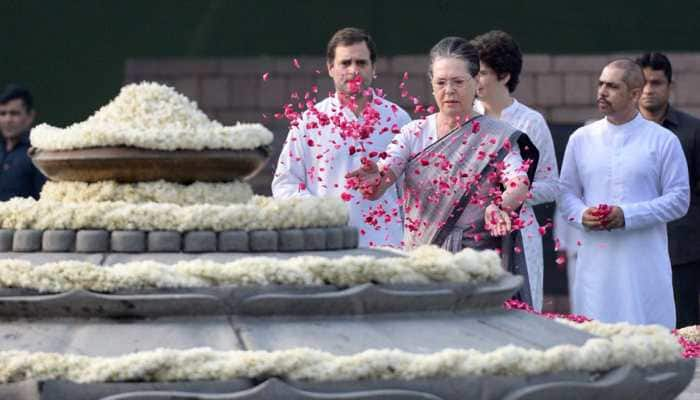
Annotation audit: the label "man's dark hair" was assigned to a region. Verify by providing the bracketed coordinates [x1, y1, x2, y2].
[0, 84, 34, 112]
[326, 27, 377, 64]
[470, 30, 522, 93]
[635, 52, 672, 83]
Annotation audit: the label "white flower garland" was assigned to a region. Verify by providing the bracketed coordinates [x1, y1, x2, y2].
[0, 320, 681, 384]
[0, 246, 503, 292]
[0, 196, 347, 232]
[678, 325, 699, 343]
[40, 180, 254, 205]
[30, 82, 273, 151]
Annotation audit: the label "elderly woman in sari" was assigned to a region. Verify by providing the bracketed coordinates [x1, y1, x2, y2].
[347, 36, 539, 304]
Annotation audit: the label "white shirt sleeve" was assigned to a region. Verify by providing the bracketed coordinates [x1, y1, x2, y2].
[271, 126, 314, 199]
[527, 116, 559, 205]
[620, 135, 690, 230]
[558, 133, 588, 229]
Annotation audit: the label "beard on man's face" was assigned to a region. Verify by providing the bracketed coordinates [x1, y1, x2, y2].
[640, 96, 668, 113]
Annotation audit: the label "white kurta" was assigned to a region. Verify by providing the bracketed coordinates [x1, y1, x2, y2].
[272, 93, 411, 248]
[475, 99, 559, 311]
[558, 114, 689, 328]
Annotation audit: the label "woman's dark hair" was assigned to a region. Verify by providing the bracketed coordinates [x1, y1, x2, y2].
[470, 30, 522, 93]
[428, 36, 480, 79]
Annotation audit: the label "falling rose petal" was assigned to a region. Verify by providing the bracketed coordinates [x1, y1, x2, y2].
[262, 72, 270, 81]
[307, 139, 315, 146]
[472, 121, 481, 133]
[514, 246, 522, 254]
[427, 105, 436, 113]
[555, 256, 566, 265]
[293, 58, 301, 69]
[341, 192, 353, 202]
[298, 182, 306, 191]
[538, 226, 547, 235]
[576, 240, 582, 246]
[402, 71, 409, 80]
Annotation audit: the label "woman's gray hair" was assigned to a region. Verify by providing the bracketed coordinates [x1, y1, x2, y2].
[428, 36, 480, 79]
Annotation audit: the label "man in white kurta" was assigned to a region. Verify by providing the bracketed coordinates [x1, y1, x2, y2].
[471, 30, 559, 311]
[272, 28, 410, 247]
[559, 60, 689, 328]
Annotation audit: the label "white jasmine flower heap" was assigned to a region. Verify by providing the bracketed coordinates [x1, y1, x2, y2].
[0, 196, 348, 232]
[0, 320, 682, 383]
[40, 180, 254, 206]
[0, 246, 504, 293]
[30, 82, 273, 151]
[678, 325, 700, 343]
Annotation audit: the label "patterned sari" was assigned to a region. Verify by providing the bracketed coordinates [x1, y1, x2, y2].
[402, 115, 539, 304]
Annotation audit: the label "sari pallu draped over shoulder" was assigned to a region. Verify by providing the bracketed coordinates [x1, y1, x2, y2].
[402, 115, 539, 303]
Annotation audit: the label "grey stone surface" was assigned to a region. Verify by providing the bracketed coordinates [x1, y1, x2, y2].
[0, 315, 242, 356]
[41, 230, 76, 252]
[342, 226, 359, 249]
[12, 230, 43, 252]
[250, 230, 279, 252]
[0, 230, 14, 251]
[110, 231, 146, 253]
[219, 230, 250, 252]
[325, 227, 343, 250]
[35, 380, 253, 400]
[303, 228, 326, 251]
[679, 363, 700, 400]
[147, 231, 181, 252]
[183, 231, 217, 253]
[278, 229, 304, 252]
[0, 289, 229, 318]
[75, 230, 110, 253]
[237, 309, 593, 355]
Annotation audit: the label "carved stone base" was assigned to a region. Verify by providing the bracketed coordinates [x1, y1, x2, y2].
[0, 362, 695, 400]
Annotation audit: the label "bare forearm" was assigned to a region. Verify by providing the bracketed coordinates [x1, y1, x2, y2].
[369, 168, 398, 200]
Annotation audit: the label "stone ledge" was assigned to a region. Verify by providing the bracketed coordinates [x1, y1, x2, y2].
[0, 227, 358, 254]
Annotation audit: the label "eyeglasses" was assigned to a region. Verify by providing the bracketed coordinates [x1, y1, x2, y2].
[431, 76, 473, 90]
